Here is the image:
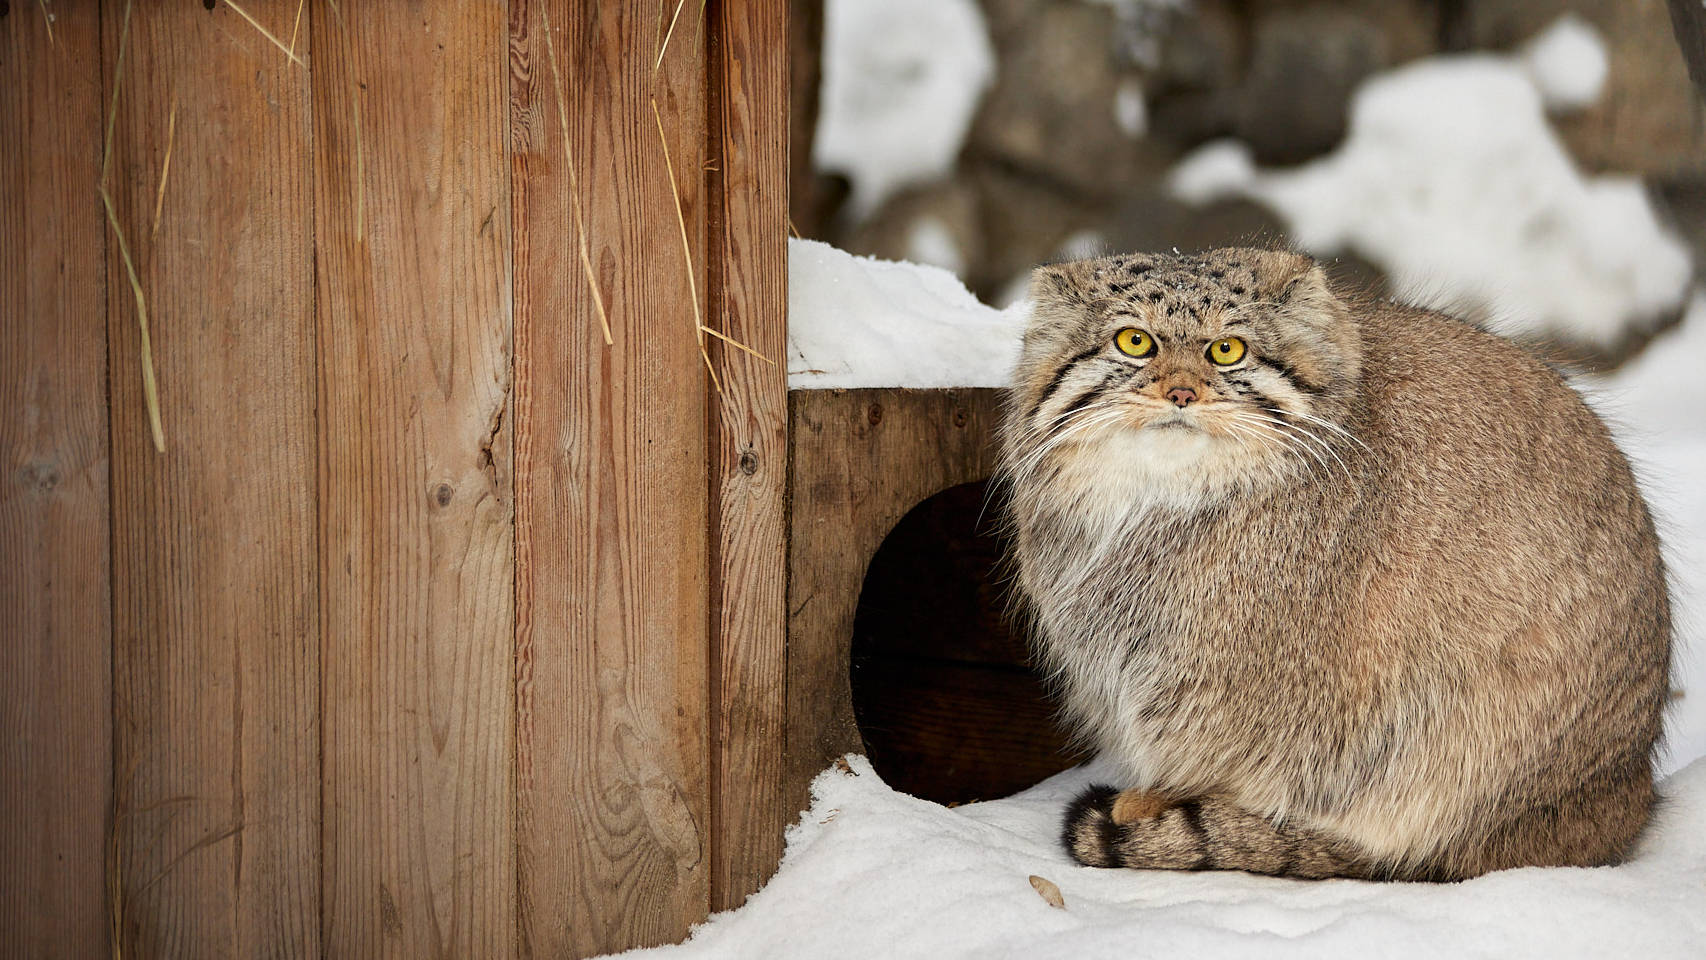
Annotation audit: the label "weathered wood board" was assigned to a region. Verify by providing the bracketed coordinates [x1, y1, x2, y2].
[103, 3, 319, 955]
[314, 1, 516, 955]
[1, 7, 112, 958]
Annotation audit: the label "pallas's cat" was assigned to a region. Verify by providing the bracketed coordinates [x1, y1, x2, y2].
[999, 248, 1670, 881]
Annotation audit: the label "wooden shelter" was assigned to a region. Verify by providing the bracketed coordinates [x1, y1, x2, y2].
[3, 2, 1072, 957]
[4, 2, 786, 956]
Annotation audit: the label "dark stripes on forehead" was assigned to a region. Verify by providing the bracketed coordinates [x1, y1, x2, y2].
[1028, 345, 1106, 422]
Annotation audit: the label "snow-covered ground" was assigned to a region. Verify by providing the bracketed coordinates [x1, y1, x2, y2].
[620, 755, 1706, 959]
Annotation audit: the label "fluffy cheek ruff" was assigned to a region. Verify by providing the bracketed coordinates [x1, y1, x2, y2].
[1038, 412, 1293, 523]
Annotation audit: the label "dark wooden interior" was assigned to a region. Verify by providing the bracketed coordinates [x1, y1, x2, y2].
[850, 481, 1083, 804]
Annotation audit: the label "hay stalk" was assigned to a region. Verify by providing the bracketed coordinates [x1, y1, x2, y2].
[287, 0, 305, 60]
[224, 0, 306, 68]
[99, 0, 165, 453]
[541, 4, 613, 345]
[649, 97, 721, 394]
[150, 97, 177, 240]
[654, 0, 686, 74]
[37, 0, 55, 47]
[100, 188, 166, 453]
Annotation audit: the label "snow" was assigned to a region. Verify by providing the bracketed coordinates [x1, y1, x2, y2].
[1520, 14, 1609, 112]
[787, 238, 1027, 389]
[615, 754, 1706, 959]
[814, 0, 996, 219]
[904, 216, 967, 277]
[1115, 79, 1148, 139]
[1166, 18, 1693, 350]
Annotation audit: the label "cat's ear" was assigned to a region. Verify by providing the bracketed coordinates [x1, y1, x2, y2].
[1250, 250, 1332, 307]
[1027, 263, 1088, 309]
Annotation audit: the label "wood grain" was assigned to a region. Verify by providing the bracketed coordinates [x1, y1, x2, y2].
[785, 389, 1005, 812]
[708, 0, 791, 912]
[0, 7, 111, 958]
[312, 2, 515, 956]
[102, 1, 319, 955]
[512, 1, 711, 955]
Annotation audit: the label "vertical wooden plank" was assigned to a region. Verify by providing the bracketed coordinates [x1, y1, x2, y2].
[707, 0, 791, 911]
[101, 1, 319, 956]
[512, 1, 710, 954]
[0, 7, 111, 958]
[312, 1, 515, 956]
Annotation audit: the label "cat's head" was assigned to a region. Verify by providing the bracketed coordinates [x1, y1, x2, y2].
[1001, 248, 1363, 517]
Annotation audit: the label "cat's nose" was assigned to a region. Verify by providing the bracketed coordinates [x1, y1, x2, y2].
[1165, 386, 1198, 408]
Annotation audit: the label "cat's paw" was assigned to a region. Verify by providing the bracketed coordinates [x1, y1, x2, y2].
[1063, 785, 1181, 867]
[1111, 788, 1175, 824]
[1062, 784, 1122, 867]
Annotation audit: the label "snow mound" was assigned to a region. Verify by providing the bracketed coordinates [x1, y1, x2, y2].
[616, 754, 1706, 959]
[787, 238, 1027, 389]
[1521, 14, 1609, 112]
[814, 0, 995, 219]
[1167, 17, 1692, 350]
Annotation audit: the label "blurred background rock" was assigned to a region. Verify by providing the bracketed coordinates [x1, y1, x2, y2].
[789, 0, 1706, 370]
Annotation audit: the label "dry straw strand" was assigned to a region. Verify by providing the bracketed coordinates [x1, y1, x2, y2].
[352, 93, 364, 243]
[699, 324, 775, 365]
[100, 189, 166, 453]
[99, 0, 165, 453]
[649, 97, 720, 394]
[654, 0, 686, 74]
[287, 0, 305, 59]
[150, 97, 177, 240]
[100, 0, 133, 188]
[37, 0, 55, 47]
[224, 0, 306, 68]
[541, 3, 613, 345]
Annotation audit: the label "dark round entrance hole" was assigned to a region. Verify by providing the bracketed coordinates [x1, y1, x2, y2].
[850, 480, 1086, 805]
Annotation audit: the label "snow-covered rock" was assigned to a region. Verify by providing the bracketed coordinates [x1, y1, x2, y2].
[1166, 17, 1692, 351]
[814, 0, 995, 219]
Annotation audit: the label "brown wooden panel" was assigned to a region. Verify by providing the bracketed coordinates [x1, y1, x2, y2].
[0, 7, 111, 958]
[786, 389, 1005, 812]
[101, 2, 318, 955]
[312, 2, 515, 956]
[708, 0, 791, 912]
[512, 1, 710, 955]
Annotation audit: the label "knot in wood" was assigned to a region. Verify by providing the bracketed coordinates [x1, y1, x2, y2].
[867, 404, 883, 427]
[738, 449, 759, 476]
[433, 483, 454, 507]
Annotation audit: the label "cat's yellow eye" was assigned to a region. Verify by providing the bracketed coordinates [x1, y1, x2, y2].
[1114, 327, 1156, 358]
[1208, 336, 1247, 365]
